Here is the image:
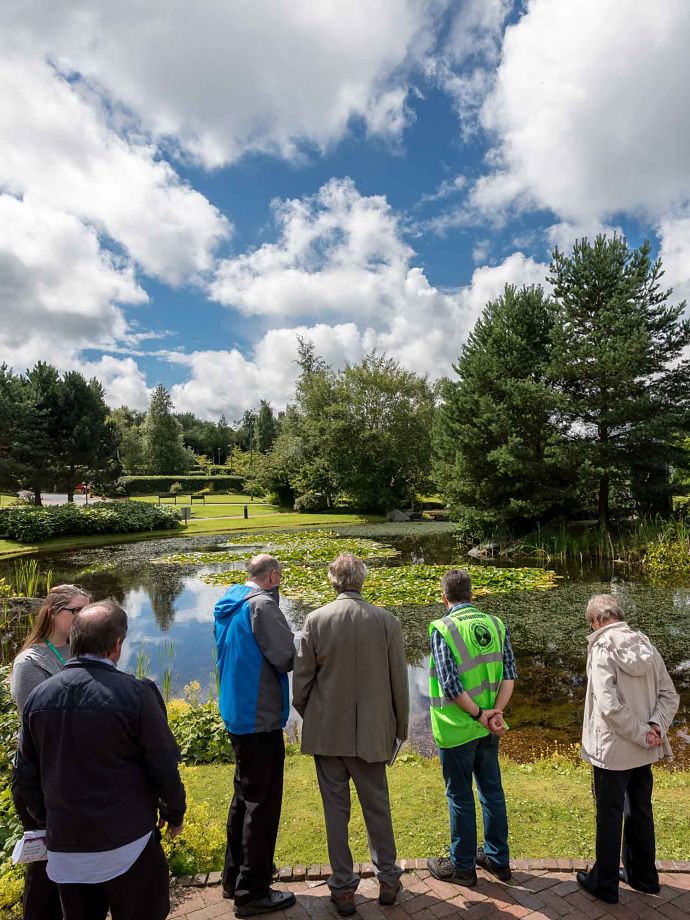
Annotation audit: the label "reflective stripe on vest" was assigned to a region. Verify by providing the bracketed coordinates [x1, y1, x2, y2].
[428, 606, 506, 749]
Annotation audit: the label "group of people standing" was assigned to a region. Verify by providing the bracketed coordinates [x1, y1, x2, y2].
[8, 553, 680, 920]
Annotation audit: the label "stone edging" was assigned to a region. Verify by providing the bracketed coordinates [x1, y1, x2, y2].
[172, 858, 690, 888]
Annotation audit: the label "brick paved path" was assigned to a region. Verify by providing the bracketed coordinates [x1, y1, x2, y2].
[170, 864, 690, 919]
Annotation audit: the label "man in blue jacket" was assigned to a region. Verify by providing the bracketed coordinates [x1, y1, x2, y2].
[214, 554, 296, 916]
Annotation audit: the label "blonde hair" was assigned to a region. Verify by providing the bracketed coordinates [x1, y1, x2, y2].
[21, 584, 92, 651]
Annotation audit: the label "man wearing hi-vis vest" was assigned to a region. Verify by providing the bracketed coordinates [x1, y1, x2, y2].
[427, 569, 517, 887]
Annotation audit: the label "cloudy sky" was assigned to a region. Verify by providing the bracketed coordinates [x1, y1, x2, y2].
[2, 0, 690, 420]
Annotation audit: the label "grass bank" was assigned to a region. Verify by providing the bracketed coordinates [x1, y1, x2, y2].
[166, 749, 690, 875]
[0, 507, 384, 560]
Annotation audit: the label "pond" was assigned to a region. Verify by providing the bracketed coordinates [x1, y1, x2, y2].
[2, 523, 688, 765]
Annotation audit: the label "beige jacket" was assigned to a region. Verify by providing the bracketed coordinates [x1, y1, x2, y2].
[292, 592, 409, 763]
[581, 621, 679, 770]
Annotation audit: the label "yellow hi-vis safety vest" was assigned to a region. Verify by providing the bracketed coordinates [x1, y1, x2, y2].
[428, 604, 506, 749]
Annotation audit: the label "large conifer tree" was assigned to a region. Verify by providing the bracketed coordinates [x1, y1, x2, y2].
[433, 285, 571, 528]
[548, 235, 690, 524]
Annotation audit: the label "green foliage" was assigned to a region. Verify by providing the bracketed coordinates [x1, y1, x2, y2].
[169, 482, 183, 495]
[548, 234, 690, 524]
[157, 530, 400, 568]
[141, 385, 195, 475]
[253, 400, 278, 453]
[293, 491, 328, 513]
[267, 344, 435, 512]
[109, 407, 146, 475]
[0, 501, 181, 543]
[434, 285, 573, 530]
[167, 698, 234, 765]
[117, 475, 244, 495]
[8, 560, 52, 597]
[0, 667, 21, 863]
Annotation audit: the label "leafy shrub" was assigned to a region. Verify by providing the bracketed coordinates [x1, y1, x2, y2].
[0, 501, 181, 543]
[117, 475, 244, 495]
[163, 797, 226, 876]
[293, 491, 328, 513]
[167, 700, 234, 765]
[169, 482, 183, 495]
[0, 665, 22, 916]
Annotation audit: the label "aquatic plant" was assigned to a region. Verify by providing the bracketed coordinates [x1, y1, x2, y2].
[203, 560, 559, 607]
[9, 559, 52, 597]
[155, 530, 400, 567]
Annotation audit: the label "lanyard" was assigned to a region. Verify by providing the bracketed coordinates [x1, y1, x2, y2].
[45, 640, 67, 666]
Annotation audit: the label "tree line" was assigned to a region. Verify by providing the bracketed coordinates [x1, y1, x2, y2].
[1, 234, 688, 524]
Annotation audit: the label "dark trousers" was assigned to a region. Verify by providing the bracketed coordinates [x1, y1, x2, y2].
[23, 860, 63, 920]
[223, 729, 285, 906]
[440, 733, 509, 871]
[585, 764, 658, 902]
[56, 833, 170, 920]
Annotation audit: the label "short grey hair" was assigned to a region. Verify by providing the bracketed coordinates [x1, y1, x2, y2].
[246, 554, 280, 580]
[328, 553, 367, 593]
[586, 594, 625, 625]
[441, 569, 473, 603]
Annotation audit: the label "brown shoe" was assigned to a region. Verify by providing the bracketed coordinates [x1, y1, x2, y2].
[330, 889, 356, 916]
[378, 881, 401, 906]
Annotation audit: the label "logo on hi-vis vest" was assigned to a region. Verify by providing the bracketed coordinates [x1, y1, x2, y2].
[472, 623, 493, 648]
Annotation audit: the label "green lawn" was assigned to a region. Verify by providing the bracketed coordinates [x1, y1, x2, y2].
[0, 506, 384, 559]
[164, 750, 690, 875]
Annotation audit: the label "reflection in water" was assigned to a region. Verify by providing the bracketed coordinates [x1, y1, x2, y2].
[1, 529, 688, 764]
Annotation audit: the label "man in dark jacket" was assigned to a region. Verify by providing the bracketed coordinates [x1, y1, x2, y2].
[214, 554, 296, 916]
[13, 600, 185, 920]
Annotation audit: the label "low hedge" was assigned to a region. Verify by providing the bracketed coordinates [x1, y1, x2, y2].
[0, 501, 181, 543]
[117, 475, 245, 495]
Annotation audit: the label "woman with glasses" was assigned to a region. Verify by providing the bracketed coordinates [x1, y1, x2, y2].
[10, 583, 92, 920]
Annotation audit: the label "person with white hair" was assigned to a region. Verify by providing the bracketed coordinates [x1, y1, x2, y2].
[576, 593, 679, 905]
[292, 553, 409, 917]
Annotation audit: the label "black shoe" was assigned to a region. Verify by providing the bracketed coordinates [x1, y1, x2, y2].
[235, 890, 297, 916]
[619, 869, 660, 894]
[476, 846, 511, 882]
[576, 871, 618, 904]
[379, 880, 402, 905]
[224, 865, 279, 899]
[427, 857, 477, 887]
[330, 889, 356, 916]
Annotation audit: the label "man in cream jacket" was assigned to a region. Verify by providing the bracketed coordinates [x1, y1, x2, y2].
[577, 594, 679, 905]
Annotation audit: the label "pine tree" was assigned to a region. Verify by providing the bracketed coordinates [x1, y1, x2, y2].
[141, 385, 192, 475]
[433, 285, 571, 528]
[548, 235, 690, 524]
[55, 372, 120, 500]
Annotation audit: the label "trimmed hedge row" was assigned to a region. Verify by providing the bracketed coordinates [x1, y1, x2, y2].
[0, 501, 182, 543]
[117, 475, 245, 495]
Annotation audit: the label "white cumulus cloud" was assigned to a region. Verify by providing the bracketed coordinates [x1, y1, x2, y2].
[6, 0, 443, 168]
[474, 0, 690, 223]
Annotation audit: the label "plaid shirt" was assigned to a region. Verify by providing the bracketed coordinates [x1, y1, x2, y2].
[430, 603, 518, 700]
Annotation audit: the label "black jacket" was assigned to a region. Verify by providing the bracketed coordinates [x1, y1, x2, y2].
[13, 658, 186, 852]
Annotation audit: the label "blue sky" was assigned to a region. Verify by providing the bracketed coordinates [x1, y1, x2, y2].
[2, 0, 689, 420]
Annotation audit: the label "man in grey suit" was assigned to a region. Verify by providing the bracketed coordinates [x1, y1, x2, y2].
[292, 553, 409, 917]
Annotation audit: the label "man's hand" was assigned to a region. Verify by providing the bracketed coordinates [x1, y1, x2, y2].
[488, 711, 506, 737]
[478, 708, 495, 730]
[646, 724, 662, 748]
[158, 818, 184, 839]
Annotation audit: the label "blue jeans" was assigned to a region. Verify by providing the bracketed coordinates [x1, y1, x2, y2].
[439, 733, 509, 871]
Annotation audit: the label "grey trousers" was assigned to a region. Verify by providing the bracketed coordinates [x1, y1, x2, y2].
[314, 755, 403, 892]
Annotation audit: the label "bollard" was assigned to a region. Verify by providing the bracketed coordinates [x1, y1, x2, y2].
[243, 505, 248, 519]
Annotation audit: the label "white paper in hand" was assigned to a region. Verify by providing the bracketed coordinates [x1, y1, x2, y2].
[12, 831, 47, 864]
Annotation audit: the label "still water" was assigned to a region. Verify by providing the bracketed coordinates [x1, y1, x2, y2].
[3, 527, 689, 763]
